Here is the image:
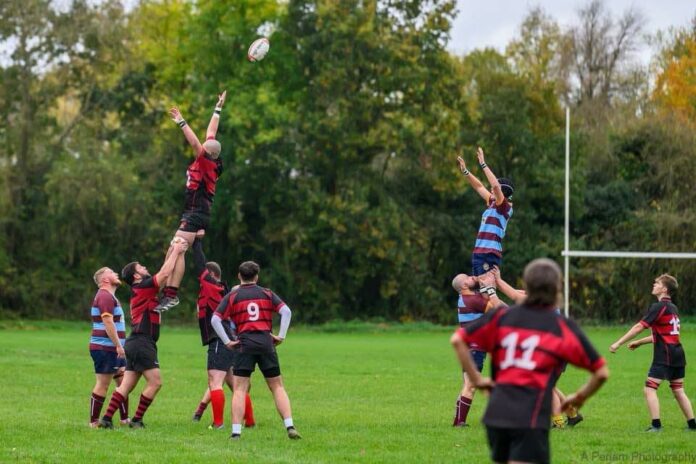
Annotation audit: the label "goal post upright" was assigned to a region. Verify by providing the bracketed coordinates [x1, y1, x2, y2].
[564, 107, 570, 318]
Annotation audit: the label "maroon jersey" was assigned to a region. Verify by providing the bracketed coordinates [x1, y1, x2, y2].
[458, 292, 489, 351]
[215, 284, 285, 334]
[129, 275, 161, 342]
[639, 297, 685, 367]
[198, 269, 231, 345]
[458, 304, 605, 429]
[184, 146, 223, 216]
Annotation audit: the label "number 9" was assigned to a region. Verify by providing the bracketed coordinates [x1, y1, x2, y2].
[247, 302, 260, 321]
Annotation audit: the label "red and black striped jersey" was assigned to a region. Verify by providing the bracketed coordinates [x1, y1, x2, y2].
[184, 148, 223, 216]
[129, 275, 161, 342]
[639, 297, 685, 367]
[458, 304, 605, 429]
[198, 269, 231, 345]
[215, 284, 285, 334]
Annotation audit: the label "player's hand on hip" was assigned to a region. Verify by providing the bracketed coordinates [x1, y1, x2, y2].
[169, 106, 183, 123]
[474, 376, 495, 392]
[271, 334, 284, 346]
[225, 340, 240, 350]
[476, 146, 486, 164]
[562, 392, 586, 410]
[116, 345, 126, 359]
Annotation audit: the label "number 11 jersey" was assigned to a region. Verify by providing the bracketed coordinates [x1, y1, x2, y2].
[457, 304, 606, 429]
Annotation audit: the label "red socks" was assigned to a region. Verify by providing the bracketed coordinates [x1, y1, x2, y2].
[163, 286, 178, 299]
[103, 391, 125, 420]
[90, 393, 105, 423]
[244, 393, 255, 427]
[453, 396, 473, 426]
[210, 389, 225, 427]
[133, 394, 154, 421]
[119, 396, 129, 421]
[195, 401, 208, 417]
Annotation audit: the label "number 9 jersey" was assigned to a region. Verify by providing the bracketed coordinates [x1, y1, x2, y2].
[215, 284, 286, 334]
[456, 304, 606, 429]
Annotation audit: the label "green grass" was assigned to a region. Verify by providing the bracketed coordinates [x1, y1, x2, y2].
[1, 324, 695, 463]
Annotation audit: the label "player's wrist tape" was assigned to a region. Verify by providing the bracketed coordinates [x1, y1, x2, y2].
[177, 119, 187, 127]
[462, 168, 470, 176]
[479, 162, 488, 169]
[485, 287, 497, 297]
[214, 108, 222, 115]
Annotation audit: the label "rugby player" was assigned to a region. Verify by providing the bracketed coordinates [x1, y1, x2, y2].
[610, 274, 696, 432]
[190, 236, 255, 429]
[98, 239, 188, 429]
[212, 261, 300, 440]
[155, 91, 227, 312]
[456, 147, 514, 276]
[451, 259, 609, 464]
[89, 267, 129, 427]
[451, 272, 504, 427]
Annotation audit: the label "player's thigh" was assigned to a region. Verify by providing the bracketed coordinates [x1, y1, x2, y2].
[174, 230, 196, 246]
[208, 369, 227, 389]
[258, 351, 281, 379]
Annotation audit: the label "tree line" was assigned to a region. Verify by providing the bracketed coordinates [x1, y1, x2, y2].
[1, 0, 694, 323]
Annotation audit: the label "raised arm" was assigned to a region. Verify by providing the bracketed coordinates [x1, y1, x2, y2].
[476, 147, 504, 206]
[206, 91, 226, 140]
[457, 154, 491, 202]
[491, 267, 526, 303]
[170, 106, 202, 155]
[155, 239, 188, 284]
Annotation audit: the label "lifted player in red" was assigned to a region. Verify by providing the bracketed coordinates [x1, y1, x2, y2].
[451, 272, 505, 427]
[190, 234, 255, 429]
[155, 91, 227, 312]
[452, 259, 609, 464]
[610, 274, 696, 432]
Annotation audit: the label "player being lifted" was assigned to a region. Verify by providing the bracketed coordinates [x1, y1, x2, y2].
[190, 234, 255, 429]
[452, 259, 608, 464]
[456, 147, 514, 276]
[155, 91, 227, 312]
[451, 272, 504, 427]
[610, 274, 696, 432]
[212, 261, 300, 440]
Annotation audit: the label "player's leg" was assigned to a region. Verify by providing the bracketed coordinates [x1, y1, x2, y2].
[99, 370, 140, 428]
[454, 350, 484, 427]
[208, 368, 227, 428]
[230, 375, 251, 438]
[90, 373, 112, 427]
[669, 376, 696, 430]
[193, 388, 210, 422]
[551, 389, 565, 428]
[112, 368, 130, 424]
[226, 369, 255, 427]
[265, 375, 300, 439]
[644, 376, 663, 431]
[130, 367, 162, 427]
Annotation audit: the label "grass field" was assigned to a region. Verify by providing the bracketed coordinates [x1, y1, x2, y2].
[1, 322, 695, 463]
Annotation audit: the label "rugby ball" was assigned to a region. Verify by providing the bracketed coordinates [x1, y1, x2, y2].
[247, 38, 270, 62]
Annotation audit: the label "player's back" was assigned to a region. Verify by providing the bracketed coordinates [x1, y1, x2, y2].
[226, 284, 284, 334]
[643, 298, 685, 367]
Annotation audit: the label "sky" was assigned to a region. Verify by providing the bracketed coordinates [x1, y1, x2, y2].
[449, 0, 696, 63]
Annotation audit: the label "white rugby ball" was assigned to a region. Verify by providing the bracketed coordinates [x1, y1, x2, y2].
[247, 38, 270, 62]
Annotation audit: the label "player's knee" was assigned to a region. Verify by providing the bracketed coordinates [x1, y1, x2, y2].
[670, 380, 684, 392]
[645, 379, 661, 390]
[149, 378, 163, 391]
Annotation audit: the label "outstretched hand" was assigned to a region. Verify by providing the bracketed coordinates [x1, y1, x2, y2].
[476, 146, 486, 165]
[627, 341, 640, 351]
[456, 155, 467, 172]
[609, 343, 620, 353]
[169, 107, 183, 123]
[216, 90, 227, 108]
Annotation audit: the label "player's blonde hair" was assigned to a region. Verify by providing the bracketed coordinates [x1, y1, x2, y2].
[656, 274, 678, 297]
[93, 267, 110, 286]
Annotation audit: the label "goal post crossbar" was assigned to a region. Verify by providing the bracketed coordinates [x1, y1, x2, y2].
[562, 251, 696, 259]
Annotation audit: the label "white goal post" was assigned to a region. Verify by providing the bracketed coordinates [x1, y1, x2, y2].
[562, 108, 696, 317]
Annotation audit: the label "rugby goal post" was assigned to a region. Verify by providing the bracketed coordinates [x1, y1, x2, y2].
[562, 108, 696, 317]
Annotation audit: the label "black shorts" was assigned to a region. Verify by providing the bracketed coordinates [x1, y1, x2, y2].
[207, 339, 237, 372]
[233, 332, 280, 378]
[179, 211, 210, 232]
[486, 426, 549, 464]
[90, 349, 126, 374]
[124, 335, 159, 372]
[648, 363, 685, 381]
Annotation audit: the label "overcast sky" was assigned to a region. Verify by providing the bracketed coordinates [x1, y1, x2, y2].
[449, 0, 696, 63]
